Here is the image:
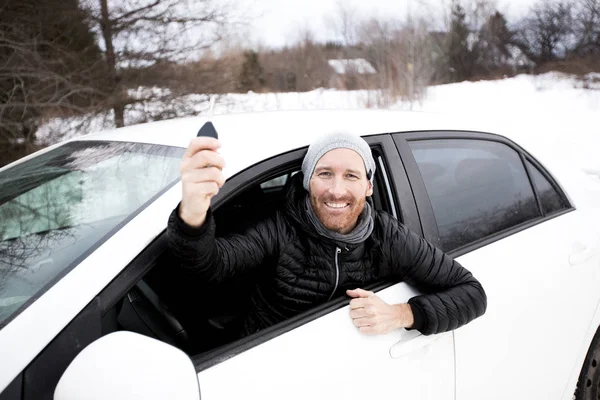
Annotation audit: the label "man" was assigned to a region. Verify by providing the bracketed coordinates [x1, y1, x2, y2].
[167, 132, 487, 339]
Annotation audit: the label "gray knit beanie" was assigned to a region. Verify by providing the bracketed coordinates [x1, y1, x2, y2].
[302, 132, 376, 191]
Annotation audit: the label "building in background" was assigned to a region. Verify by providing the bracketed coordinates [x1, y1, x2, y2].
[327, 58, 377, 89]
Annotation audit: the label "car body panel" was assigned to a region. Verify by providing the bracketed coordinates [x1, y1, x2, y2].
[391, 130, 600, 399]
[1, 110, 599, 399]
[452, 157, 600, 398]
[454, 208, 600, 399]
[197, 283, 454, 400]
[0, 183, 182, 392]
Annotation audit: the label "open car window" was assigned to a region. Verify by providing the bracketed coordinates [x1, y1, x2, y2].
[113, 143, 400, 360]
[215, 148, 394, 237]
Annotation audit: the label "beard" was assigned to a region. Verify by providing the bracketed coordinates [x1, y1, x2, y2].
[309, 192, 367, 234]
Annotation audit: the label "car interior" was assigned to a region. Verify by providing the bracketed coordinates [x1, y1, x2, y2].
[98, 148, 394, 357]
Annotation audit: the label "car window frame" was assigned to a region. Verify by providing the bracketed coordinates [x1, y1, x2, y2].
[393, 130, 573, 257]
[90, 133, 419, 374]
[523, 155, 570, 216]
[189, 133, 418, 370]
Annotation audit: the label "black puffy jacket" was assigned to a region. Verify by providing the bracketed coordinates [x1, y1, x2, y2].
[167, 173, 487, 337]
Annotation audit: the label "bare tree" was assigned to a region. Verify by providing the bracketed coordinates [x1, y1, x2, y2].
[468, 0, 498, 30]
[514, 0, 576, 64]
[290, 30, 330, 91]
[258, 30, 330, 92]
[403, 17, 438, 99]
[182, 45, 245, 94]
[0, 34, 97, 142]
[326, 0, 359, 47]
[324, 0, 363, 90]
[359, 16, 435, 106]
[573, 0, 600, 55]
[81, 0, 236, 127]
[0, 0, 104, 166]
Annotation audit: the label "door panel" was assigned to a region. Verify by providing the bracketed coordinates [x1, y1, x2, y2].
[198, 283, 454, 400]
[453, 211, 600, 400]
[392, 130, 600, 399]
[197, 133, 453, 399]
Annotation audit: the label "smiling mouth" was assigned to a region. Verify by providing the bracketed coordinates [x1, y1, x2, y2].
[325, 202, 350, 209]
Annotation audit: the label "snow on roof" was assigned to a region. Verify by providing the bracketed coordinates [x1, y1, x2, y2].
[328, 59, 377, 75]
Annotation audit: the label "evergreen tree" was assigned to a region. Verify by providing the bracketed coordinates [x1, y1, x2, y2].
[0, 0, 104, 165]
[476, 11, 514, 72]
[238, 51, 265, 92]
[447, 2, 474, 82]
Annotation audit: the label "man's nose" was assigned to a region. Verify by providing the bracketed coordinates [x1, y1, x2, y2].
[329, 177, 346, 197]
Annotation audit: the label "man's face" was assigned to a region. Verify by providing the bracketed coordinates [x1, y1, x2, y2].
[309, 148, 373, 234]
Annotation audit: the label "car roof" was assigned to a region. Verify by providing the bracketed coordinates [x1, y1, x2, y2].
[68, 109, 512, 179]
[74, 109, 506, 148]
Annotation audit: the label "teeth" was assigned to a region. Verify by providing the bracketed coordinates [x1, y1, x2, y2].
[326, 203, 348, 209]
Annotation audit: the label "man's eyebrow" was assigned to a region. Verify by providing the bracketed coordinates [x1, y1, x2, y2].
[346, 169, 363, 176]
[314, 165, 363, 176]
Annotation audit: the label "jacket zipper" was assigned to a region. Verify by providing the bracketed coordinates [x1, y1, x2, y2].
[328, 247, 342, 301]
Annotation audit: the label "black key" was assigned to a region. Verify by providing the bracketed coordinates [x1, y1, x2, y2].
[196, 121, 218, 139]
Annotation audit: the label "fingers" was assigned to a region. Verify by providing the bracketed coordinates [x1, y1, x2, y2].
[349, 298, 369, 309]
[181, 167, 226, 187]
[348, 293, 388, 335]
[346, 288, 374, 298]
[352, 317, 381, 334]
[189, 181, 221, 198]
[349, 298, 376, 329]
[179, 138, 225, 225]
[349, 308, 369, 319]
[185, 150, 226, 171]
[184, 137, 221, 159]
[352, 317, 373, 328]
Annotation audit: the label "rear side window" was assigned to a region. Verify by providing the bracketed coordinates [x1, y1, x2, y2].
[525, 160, 568, 215]
[409, 139, 540, 252]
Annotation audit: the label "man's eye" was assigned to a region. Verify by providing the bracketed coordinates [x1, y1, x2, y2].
[347, 174, 358, 179]
[318, 171, 332, 177]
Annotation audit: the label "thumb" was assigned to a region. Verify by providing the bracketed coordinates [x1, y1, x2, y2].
[346, 288, 374, 298]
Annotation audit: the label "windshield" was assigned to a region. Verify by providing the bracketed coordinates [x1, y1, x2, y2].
[0, 141, 184, 328]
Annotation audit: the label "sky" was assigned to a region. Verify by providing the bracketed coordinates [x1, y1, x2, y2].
[238, 0, 539, 48]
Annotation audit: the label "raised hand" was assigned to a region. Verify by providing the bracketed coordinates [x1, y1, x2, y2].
[179, 137, 226, 227]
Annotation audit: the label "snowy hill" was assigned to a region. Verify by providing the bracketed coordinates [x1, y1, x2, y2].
[37, 72, 599, 174]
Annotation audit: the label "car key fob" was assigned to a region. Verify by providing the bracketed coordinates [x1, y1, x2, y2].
[197, 121, 218, 139]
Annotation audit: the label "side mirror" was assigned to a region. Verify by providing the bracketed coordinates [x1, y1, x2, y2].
[54, 331, 200, 400]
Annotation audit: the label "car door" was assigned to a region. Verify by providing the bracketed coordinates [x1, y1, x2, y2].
[394, 131, 600, 400]
[193, 134, 455, 400]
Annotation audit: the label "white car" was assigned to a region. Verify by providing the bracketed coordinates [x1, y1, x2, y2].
[1, 110, 599, 400]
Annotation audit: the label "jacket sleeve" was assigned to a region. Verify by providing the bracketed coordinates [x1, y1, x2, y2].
[166, 204, 279, 283]
[388, 221, 487, 335]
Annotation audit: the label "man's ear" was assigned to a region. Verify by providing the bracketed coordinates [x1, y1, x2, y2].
[366, 180, 373, 197]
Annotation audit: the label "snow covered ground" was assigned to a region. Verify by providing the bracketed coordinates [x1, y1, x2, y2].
[37, 72, 599, 174]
